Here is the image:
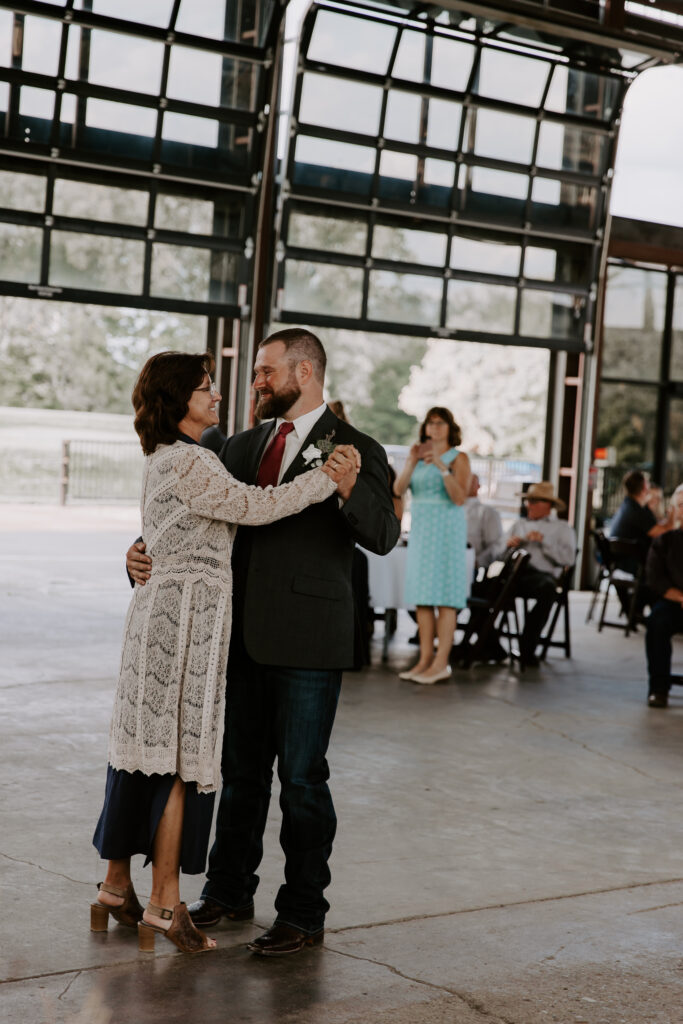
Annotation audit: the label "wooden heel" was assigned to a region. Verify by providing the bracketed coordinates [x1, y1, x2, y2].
[90, 902, 110, 932]
[138, 922, 156, 952]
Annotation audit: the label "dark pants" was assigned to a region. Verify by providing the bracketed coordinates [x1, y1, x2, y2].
[645, 599, 683, 698]
[514, 566, 558, 658]
[202, 641, 342, 934]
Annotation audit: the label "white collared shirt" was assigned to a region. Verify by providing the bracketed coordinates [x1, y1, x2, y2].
[265, 402, 328, 484]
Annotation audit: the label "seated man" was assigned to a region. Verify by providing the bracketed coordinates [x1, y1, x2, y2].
[502, 481, 576, 667]
[466, 473, 503, 570]
[644, 485, 683, 709]
[609, 470, 673, 618]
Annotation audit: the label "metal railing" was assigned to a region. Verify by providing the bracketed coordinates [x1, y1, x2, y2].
[60, 440, 143, 504]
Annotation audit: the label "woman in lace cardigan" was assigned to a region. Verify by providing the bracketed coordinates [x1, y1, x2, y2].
[90, 351, 355, 954]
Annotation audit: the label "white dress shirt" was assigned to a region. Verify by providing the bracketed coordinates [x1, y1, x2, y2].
[262, 402, 328, 484]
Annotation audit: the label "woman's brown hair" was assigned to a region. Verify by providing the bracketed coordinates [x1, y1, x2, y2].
[419, 406, 462, 448]
[132, 350, 215, 455]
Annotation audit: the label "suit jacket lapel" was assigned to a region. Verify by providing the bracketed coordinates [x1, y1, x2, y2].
[281, 408, 339, 485]
[245, 420, 274, 484]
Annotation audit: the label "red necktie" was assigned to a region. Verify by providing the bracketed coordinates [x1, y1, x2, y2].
[256, 422, 295, 488]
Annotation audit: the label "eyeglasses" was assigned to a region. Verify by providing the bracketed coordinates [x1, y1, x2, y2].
[194, 380, 218, 398]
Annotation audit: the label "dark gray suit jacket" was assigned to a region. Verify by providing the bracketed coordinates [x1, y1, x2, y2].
[208, 408, 400, 670]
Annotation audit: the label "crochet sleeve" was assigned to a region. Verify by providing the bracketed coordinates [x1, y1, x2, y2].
[173, 446, 337, 525]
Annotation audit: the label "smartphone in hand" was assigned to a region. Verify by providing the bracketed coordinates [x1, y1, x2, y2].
[416, 441, 433, 459]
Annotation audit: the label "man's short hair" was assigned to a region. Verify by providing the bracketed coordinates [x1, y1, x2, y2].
[259, 328, 326, 384]
[623, 469, 647, 497]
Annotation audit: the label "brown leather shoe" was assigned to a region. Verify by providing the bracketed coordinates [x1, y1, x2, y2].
[187, 897, 254, 927]
[248, 923, 324, 957]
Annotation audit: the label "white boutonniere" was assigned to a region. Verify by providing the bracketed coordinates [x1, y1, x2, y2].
[302, 431, 337, 470]
[302, 444, 324, 468]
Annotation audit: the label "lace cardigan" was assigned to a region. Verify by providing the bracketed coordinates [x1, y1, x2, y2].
[108, 441, 336, 793]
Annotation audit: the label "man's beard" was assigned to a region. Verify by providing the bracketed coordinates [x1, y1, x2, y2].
[255, 380, 301, 419]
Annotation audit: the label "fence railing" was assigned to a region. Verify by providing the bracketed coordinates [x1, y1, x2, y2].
[60, 439, 143, 504]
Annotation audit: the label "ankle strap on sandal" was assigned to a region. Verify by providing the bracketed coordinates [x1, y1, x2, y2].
[146, 903, 173, 920]
[98, 882, 130, 898]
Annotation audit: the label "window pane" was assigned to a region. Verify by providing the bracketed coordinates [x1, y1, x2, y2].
[671, 276, 683, 380]
[393, 30, 425, 82]
[530, 180, 598, 232]
[424, 159, 454, 189]
[162, 111, 218, 148]
[0, 171, 46, 212]
[430, 37, 475, 92]
[545, 66, 621, 121]
[92, 0, 174, 26]
[368, 271, 442, 325]
[536, 122, 606, 176]
[426, 99, 461, 151]
[283, 259, 364, 317]
[155, 194, 215, 235]
[447, 280, 516, 333]
[524, 246, 557, 281]
[665, 396, 683, 492]
[86, 99, 157, 136]
[293, 136, 375, 194]
[49, 231, 144, 293]
[150, 244, 237, 303]
[65, 25, 81, 81]
[22, 15, 62, 76]
[477, 50, 549, 107]
[0, 11, 12, 67]
[384, 91, 422, 145]
[451, 237, 521, 275]
[53, 179, 148, 225]
[596, 382, 657, 467]
[0, 223, 42, 283]
[307, 10, 396, 74]
[602, 266, 665, 380]
[372, 226, 447, 266]
[300, 73, 382, 135]
[19, 87, 54, 119]
[175, 0, 228, 40]
[287, 212, 367, 256]
[167, 47, 257, 111]
[520, 290, 578, 338]
[378, 151, 416, 202]
[89, 31, 164, 94]
[471, 166, 529, 200]
[470, 108, 536, 164]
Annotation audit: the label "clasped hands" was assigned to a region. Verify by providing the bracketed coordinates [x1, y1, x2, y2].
[507, 530, 544, 548]
[320, 443, 360, 499]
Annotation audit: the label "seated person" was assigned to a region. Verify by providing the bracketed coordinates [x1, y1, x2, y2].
[466, 473, 503, 570]
[501, 481, 576, 667]
[609, 470, 673, 617]
[644, 485, 683, 709]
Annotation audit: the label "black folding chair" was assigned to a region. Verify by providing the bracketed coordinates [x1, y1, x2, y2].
[455, 548, 531, 668]
[596, 535, 644, 637]
[538, 564, 574, 661]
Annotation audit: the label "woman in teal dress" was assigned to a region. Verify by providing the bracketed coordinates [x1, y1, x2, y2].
[394, 407, 471, 685]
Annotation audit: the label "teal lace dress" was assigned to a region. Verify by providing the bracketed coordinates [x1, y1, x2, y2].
[404, 448, 468, 609]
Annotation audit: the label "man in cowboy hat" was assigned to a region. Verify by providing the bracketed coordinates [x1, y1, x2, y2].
[502, 481, 576, 667]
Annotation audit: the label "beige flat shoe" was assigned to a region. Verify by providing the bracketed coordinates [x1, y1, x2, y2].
[411, 666, 452, 685]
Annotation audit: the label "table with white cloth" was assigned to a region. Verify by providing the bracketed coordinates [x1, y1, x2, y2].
[362, 542, 474, 661]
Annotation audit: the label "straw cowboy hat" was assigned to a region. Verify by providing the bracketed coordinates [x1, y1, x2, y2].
[516, 480, 566, 511]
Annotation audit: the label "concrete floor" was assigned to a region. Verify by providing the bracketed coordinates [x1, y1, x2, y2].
[1, 504, 683, 1024]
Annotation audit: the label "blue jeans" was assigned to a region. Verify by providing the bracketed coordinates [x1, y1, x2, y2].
[645, 598, 683, 697]
[202, 642, 342, 934]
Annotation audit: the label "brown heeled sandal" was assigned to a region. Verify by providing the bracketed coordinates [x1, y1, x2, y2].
[137, 902, 215, 953]
[90, 881, 144, 931]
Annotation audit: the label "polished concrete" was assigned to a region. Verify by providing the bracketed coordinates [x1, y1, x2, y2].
[1, 504, 683, 1024]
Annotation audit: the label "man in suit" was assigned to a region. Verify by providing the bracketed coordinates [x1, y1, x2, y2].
[127, 328, 400, 955]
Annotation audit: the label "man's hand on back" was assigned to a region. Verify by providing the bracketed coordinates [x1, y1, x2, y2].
[127, 541, 152, 585]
